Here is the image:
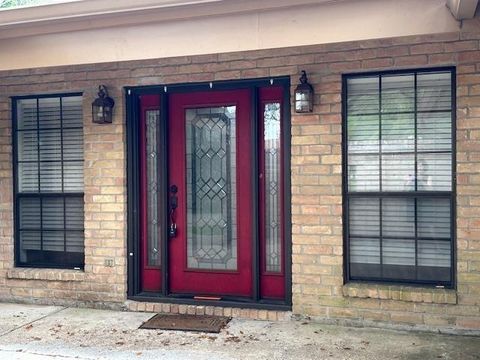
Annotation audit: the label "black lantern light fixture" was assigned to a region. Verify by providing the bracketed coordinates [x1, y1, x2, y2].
[295, 70, 314, 113]
[92, 85, 115, 124]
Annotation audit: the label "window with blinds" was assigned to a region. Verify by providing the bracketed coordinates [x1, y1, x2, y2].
[14, 94, 84, 268]
[344, 68, 454, 286]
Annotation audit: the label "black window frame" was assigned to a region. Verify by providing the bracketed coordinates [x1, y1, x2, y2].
[12, 92, 85, 269]
[342, 67, 456, 288]
[125, 78, 293, 310]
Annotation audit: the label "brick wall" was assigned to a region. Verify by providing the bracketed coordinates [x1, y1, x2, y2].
[0, 30, 479, 330]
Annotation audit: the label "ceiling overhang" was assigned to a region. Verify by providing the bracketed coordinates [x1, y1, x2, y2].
[0, 0, 465, 71]
[0, 0, 342, 39]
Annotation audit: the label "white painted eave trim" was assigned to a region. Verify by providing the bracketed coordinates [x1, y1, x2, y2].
[0, 0, 220, 25]
[447, 0, 479, 19]
[0, 0, 341, 30]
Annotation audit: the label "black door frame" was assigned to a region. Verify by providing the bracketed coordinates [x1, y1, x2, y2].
[125, 77, 292, 310]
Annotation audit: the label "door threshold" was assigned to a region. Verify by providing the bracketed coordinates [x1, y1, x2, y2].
[193, 295, 222, 301]
[130, 293, 291, 311]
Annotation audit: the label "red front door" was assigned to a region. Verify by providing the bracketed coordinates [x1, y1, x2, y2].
[138, 84, 286, 301]
[168, 89, 253, 297]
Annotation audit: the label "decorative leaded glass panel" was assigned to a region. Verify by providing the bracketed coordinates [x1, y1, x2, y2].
[185, 106, 237, 270]
[146, 110, 161, 267]
[264, 103, 282, 273]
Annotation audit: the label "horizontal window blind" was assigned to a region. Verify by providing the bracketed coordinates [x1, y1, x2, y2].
[14, 94, 84, 268]
[345, 69, 454, 286]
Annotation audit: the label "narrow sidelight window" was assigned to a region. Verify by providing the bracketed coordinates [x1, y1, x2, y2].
[344, 68, 454, 286]
[262, 102, 282, 273]
[14, 94, 84, 268]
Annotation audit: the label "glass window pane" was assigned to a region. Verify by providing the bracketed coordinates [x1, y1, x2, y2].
[42, 197, 64, 229]
[349, 197, 380, 270]
[263, 103, 282, 273]
[349, 198, 380, 237]
[145, 109, 161, 267]
[38, 97, 61, 129]
[63, 161, 84, 192]
[381, 153, 415, 191]
[347, 115, 379, 154]
[65, 231, 84, 253]
[65, 197, 84, 230]
[381, 113, 414, 153]
[18, 162, 39, 192]
[40, 162, 63, 192]
[417, 72, 451, 111]
[19, 198, 41, 229]
[381, 74, 414, 112]
[20, 231, 41, 251]
[43, 231, 64, 251]
[186, 106, 237, 270]
[350, 237, 380, 264]
[348, 154, 380, 191]
[39, 130, 62, 161]
[63, 128, 84, 161]
[17, 99, 37, 130]
[17, 131, 38, 162]
[347, 77, 379, 115]
[417, 112, 452, 152]
[383, 238, 415, 266]
[417, 153, 451, 191]
[418, 240, 451, 267]
[382, 198, 415, 238]
[418, 198, 450, 239]
[62, 96, 83, 128]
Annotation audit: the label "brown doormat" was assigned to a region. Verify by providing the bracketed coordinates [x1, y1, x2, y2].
[140, 313, 231, 333]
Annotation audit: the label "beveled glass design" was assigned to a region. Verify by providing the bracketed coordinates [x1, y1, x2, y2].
[185, 106, 237, 270]
[146, 110, 161, 266]
[264, 103, 282, 273]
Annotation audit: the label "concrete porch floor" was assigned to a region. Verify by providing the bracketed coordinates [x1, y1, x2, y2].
[0, 303, 478, 360]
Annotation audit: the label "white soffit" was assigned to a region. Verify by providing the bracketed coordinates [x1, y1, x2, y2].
[0, 0, 339, 30]
[0, 0, 462, 70]
[447, 0, 480, 19]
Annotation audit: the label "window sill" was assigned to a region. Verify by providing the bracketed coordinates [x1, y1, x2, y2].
[7, 268, 85, 282]
[343, 282, 457, 305]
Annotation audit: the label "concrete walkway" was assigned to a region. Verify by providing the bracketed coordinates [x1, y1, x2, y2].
[0, 303, 478, 360]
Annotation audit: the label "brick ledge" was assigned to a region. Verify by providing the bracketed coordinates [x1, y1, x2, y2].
[343, 282, 457, 304]
[7, 268, 85, 282]
[125, 300, 292, 321]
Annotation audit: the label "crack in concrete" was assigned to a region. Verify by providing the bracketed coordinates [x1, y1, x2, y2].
[0, 347, 97, 360]
[0, 307, 69, 338]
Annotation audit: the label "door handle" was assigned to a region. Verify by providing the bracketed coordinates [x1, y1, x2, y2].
[169, 185, 178, 238]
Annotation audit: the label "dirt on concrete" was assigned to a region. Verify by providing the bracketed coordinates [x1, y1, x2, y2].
[0, 303, 478, 360]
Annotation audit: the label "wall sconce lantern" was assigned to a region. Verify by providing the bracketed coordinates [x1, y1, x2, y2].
[92, 85, 115, 124]
[295, 70, 314, 113]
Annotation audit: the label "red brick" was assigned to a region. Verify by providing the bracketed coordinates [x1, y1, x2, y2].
[362, 58, 394, 69]
[410, 43, 444, 54]
[394, 55, 428, 66]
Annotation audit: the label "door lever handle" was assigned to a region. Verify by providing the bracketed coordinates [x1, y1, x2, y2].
[169, 185, 178, 238]
[169, 222, 177, 238]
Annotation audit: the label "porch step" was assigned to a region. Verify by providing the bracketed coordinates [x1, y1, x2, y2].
[125, 300, 292, 321]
